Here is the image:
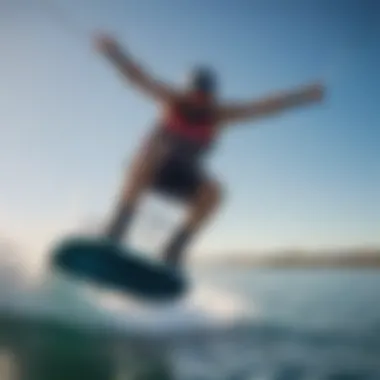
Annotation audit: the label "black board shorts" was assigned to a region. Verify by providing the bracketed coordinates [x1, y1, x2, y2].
[150, 129, 210, 201]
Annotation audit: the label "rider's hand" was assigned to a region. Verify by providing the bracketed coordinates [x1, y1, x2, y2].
[94, 33, 121, 55]
[305, 82, 325, 102]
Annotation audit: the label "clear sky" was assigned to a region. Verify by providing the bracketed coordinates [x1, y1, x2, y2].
[0, 0, 379, 264]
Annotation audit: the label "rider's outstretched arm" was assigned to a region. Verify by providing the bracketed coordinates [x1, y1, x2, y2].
[218, 82, 325, 125]
[96, 34, 177, 103]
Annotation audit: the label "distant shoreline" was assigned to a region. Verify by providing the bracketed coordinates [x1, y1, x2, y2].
[193, 251, 380, 268]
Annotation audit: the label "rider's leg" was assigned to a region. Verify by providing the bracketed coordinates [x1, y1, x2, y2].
[162, 178, 223, 266]
[105, 138, 168, 241]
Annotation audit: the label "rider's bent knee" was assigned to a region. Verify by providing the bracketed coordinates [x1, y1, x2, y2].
[202, 179, 224, 206]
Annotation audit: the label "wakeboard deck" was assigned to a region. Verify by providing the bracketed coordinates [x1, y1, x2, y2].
[50, 236, 188, 301]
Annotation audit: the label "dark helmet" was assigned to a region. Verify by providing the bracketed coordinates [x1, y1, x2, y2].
[186, 66, 218, 94]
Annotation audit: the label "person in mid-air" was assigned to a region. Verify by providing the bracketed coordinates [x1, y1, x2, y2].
[96, 33, 325, 268]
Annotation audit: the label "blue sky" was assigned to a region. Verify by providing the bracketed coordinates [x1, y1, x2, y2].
[0, 0, 379, 262]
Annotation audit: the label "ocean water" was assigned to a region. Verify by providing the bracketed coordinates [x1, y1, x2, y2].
[0, 268, 379, 380]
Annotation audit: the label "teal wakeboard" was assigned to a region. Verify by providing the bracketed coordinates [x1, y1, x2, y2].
[50, 236, 188, 301]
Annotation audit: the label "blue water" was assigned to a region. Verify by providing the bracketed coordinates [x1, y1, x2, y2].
[1, 268, 380, 380]
[177, 269, 380, 380]
[197, 268, 380, 332]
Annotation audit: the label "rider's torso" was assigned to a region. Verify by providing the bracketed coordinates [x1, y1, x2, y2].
[160, 95, 218, 148]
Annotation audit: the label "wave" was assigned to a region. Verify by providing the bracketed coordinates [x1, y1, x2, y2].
[1, 245, 380, 379]
[1, 270, 380, 380]
[0, 267, 258, 336]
